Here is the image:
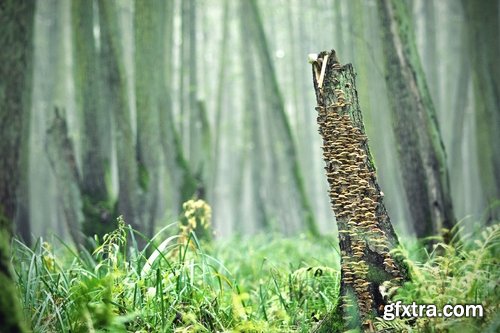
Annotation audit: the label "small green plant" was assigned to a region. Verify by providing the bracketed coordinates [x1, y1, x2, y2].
[178, 199, 213, 244]
[375, 223, 500, 332]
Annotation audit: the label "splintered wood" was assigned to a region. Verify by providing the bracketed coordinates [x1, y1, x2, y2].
[311, 50, 407, 329]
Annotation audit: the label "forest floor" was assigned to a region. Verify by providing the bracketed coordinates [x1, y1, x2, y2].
[11, 217, 499, 332]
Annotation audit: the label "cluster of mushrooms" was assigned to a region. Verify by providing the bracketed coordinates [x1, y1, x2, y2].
[316, 83, 403, 320]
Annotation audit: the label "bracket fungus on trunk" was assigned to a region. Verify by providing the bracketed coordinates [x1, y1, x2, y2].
[311, 50, 409, 330]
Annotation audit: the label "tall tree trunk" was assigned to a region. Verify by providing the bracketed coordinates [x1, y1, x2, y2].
[0, 0, 35, 235]
[210, 0, 230, 211]
[72, 0, 113, 237]
[29, 0, 69, 240]
[0, 1, 35, 331]
[414, 0, 440, 111]
[311, 50, 408, 331]
[179, 0, 195, 160]
[243, 0, 319, 236]
[239, 1, 269, 229]
[186, 0, 199, 168]
[286, 0, 319, 219]
[46, 109, 84, 245]
[158, 0, 197, 214]
[134, 0, 164, 237]
[98, 1, 141, 233]
[377, 0, 456, 239]
[175, 0, 209, 204]
[461, 0, 500, 221]
[15, 57, 32, 246]
[450, 28, 470, 219]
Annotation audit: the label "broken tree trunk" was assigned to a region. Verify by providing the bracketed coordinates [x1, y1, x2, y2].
[311, 50, 408, 331]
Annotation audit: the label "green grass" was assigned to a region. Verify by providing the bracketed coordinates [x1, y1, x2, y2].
[12, 217, 340, 333]
[11, 214, 499, 332]
[375, 223, 500, 332]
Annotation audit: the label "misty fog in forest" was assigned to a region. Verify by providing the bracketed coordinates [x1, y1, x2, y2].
[1, 0, 499, 331]
[14, 0, 496, 243]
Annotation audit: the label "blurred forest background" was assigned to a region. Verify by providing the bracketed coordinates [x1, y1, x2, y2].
[2, 0, 499, 246]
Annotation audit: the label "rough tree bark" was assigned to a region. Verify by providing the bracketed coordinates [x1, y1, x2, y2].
[461, 0, 500, 221]
[0, 0, 34, 231]
[378, 0, 456, 239]
[311, 50, 408, 331]
[0, 1, 35, 331]
[72, 0, 113, 237]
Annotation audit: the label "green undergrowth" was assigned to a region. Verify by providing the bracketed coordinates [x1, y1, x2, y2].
[11, 217, 340, 333]
[11, 215, 499, 332]
[375, 223, 500, 332]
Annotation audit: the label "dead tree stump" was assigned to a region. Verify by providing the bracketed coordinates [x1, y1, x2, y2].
[311, 50, 409, 331]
